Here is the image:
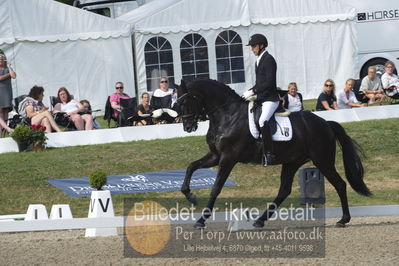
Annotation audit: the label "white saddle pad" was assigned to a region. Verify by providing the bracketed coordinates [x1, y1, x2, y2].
[248, 103, 293, 141]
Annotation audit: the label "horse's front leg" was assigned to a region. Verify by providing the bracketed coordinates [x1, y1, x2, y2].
[195, 156, 237, 229]
[181, 152, 219, 205]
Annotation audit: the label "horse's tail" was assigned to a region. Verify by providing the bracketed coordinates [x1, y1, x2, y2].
[328, 121, 372, 196]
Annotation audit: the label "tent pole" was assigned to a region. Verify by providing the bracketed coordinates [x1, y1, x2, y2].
[131, 33, 139, 105]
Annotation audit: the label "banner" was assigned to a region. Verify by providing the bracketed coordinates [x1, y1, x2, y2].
[47, 169, 237, 198]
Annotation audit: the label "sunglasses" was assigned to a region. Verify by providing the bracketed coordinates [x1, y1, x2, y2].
[325, 84, 333, 87]
[116, 86, 124, 89]
[160, 80, 168, 83]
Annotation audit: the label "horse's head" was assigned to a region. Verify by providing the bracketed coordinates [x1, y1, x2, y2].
[176, 80, 204, 133]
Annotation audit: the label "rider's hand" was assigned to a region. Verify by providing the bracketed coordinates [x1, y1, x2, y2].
[242, 89, 254, 100]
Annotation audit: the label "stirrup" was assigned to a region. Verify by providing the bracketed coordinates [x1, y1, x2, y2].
[262, 152, 275, 166]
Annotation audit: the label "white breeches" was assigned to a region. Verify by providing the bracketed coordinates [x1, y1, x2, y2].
[259, 101, 279, 127]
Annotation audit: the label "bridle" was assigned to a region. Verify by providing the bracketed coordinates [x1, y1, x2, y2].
[176, 93, 205, 122]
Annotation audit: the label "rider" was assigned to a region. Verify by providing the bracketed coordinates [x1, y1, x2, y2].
[243, 34, 280, 166]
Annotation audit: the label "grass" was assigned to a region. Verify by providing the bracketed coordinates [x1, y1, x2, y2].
[1, 117, 398, 218]
[303, 98, 317, 111]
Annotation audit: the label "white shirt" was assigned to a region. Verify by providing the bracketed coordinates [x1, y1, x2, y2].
[360, 76, 382, 92]
[287, 94, 302, 112]
[337, 90, 358, 109]
[153, 88, 177, 106]
[60, 100, 79, 113]
[256, 50, 267, 67]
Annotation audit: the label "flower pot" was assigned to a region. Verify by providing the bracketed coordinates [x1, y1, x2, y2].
[17, 141, 32, 152]
[32, 143, 44, 151]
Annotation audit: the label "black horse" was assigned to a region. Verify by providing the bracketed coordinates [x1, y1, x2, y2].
[176, 79, 372, 229]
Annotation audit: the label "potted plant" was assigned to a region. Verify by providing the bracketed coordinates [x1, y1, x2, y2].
[10, 124, 48, 152]
[30, 124, 47, 150]
[89, 170, 108, 190]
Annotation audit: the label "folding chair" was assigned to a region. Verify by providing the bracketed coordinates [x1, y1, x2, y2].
[7, 95, 31, 129]
[118, 97, 137, 127]
[384, 86, 399, 104]
[103, 96, 117, 128]
[103, 96, 138, 128]
[353, 79, 369, 104]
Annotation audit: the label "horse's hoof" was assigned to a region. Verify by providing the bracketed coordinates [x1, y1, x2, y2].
[335, 222, 346, 228]
[194, 222, 206, 229]
[187, 193, 198, 205]
[253, 219, 264, 228]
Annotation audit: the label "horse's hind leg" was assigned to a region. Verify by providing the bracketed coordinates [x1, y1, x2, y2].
[312, 160, 350, 227]
[181, 152, 219, 205]
[254, 161, 303, 228]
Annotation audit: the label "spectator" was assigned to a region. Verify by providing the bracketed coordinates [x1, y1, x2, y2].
[80, 99, 101, 129]
[0, 117, 13, 134]
[54, 87, 93, 131]
[360, 66, 385, 104]
[110, 81, 130, 117]
[153, 77, 177, 107]
[0, 54, 16, 133]
[282, 82, 303, 112]
[381, 61, 399, 97]
[18, 85, 62, 133]
[337, 78, 366, 109]
[315, 79, 339, 111]
[136, 92, 153, 126]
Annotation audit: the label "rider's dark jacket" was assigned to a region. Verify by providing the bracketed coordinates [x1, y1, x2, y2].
[251, 51, 280, 103]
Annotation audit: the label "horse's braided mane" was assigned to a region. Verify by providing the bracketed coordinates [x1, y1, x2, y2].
[189, 79, 245, 102]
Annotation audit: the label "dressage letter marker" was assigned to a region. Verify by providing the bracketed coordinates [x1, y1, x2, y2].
[85, 190, 117, 237]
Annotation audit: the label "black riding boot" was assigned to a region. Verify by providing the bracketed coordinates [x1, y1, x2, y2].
[260, 122, 275, 166]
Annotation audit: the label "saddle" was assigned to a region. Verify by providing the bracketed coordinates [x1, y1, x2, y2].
[250, 101, 290, 134]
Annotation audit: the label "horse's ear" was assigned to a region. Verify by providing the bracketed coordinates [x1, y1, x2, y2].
[177, 79, 188, 97]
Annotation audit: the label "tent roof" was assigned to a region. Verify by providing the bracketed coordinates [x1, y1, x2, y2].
[0, 0, 131, 45]
[118, 0, 356, 34]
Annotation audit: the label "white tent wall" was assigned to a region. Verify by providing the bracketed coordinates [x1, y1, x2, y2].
[121, 0, 358, 99]
[3, 39, 134, 111]
[250, 19, 357, 98]
[0, 0, 135, 110]
[134, 26, 251, 96]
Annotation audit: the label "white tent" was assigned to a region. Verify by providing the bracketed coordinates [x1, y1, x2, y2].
[0, 0, 135, 110]
[119, 0, 358, 99]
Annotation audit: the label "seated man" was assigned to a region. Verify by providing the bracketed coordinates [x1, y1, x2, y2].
[110, 81, 131, 118]
[109, 81, 135, 126]
[360, 66, 385, 103]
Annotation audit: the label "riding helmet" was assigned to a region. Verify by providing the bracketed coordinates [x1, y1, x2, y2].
[247, 34, 268, 47]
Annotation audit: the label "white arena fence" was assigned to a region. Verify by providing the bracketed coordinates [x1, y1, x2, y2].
[1, 105, 398, 154]
[1, 205, 398, 233]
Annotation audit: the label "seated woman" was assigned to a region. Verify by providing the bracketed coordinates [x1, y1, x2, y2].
[315, 79, 339, 111]
[282, 82, 303, 112]
[54, 87, 93, 130]
[18, 85, 62, 133]
[80, 99, 101, 129]
[337, 78, 366, 109]
[136, 92, 153, 126]
[381, 61, 399, 97]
